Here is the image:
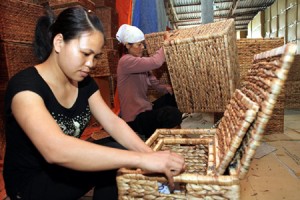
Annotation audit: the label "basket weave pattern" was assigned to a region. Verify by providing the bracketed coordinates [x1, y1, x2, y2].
[214, 90, 259, 175]
[117, 44, 297, 199]
[231, 44, 297, 179]
[236, 38, 285, 134]
[163, 19, 239, 113]
[0, 1, 44, 43]
[117, 89, 259, 199]
[0, 42, 40, 82]
[41, 0, 96, 10]
[285, 55, 300, 109]
[90, 49, 119, 77]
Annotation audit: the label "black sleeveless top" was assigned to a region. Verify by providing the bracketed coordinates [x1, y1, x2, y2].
[3, 66, 98, 194]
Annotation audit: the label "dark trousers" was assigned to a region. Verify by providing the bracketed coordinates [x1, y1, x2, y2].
[127, 93, 182, 140]
[7, 137, 125, 200]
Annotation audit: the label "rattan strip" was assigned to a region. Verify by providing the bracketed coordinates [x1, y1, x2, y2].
[231, 44, 297, 179]
[146, 129, 216, 149]
[215, 89, 259, 175]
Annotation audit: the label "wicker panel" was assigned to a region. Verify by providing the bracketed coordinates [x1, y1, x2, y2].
[103, 37, 118, 50]
[285, 80, 300, 108]
[285, 55, 300, 109]
[90, 49, 119, 77]
[145, 31, 167, 56]
[0, 41, 40, 81]
[93, 0, 116, 8]
[236, 38, 284, 83]
[39, 0, 96, 11]
[0, 0, 44, 43]
[232, 44, 297, 179]
[236, 38, 286, 133]
[94, 6, 118, 38]
[164, 19, 239, 113]
[214, 90, 259, 175]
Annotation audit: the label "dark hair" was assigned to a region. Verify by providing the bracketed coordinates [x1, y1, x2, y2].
[33, 6, 105, 62]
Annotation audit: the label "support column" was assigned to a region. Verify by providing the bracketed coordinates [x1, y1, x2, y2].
[201, 0, 214, 24]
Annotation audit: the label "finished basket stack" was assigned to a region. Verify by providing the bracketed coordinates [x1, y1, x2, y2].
[117, 44, 297, 199]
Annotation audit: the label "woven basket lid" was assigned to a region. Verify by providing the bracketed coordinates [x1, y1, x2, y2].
[226, 44, 297, 179]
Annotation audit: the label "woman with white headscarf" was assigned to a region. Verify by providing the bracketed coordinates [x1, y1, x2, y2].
[116, 24, 182, 140]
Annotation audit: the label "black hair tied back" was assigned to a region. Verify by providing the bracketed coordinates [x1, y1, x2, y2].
[33, 5, 56, 63]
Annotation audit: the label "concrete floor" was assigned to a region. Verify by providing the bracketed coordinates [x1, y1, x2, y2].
[239, 109, 300, 200]
[81, 109, 300, 200]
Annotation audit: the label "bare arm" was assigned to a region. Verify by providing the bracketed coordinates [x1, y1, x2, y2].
[12, 90, 185, 186]
[11, 91, 142, 170]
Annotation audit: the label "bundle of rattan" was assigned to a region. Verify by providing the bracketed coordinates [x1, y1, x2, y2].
[230, 43, 297, 179]
[116, 44, 297, 199]
[163, 19, 240, 113]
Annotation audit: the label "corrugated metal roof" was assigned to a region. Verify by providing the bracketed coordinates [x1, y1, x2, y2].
[164, 0, 276, 30]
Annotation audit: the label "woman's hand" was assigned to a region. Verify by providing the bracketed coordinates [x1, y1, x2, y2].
[138, 150, 186, 190]
[164, 31, 174, 41]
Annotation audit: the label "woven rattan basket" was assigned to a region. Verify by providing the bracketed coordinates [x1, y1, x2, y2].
[117, 88, 259, 199]
[163, 19, 240, 113]
[117, 44, 297, 199]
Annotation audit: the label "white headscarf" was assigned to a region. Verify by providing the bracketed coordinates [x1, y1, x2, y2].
[116, 24, 145, 44]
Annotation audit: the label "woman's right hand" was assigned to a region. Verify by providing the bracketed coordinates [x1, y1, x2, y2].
[138, 150, 186, 190]
[164, 31, 174, 41]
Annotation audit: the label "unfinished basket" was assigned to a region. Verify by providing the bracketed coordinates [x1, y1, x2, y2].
[163, 19, 240, 113]
[117, 88, 259, 199]
[116, 44, 297, 199]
